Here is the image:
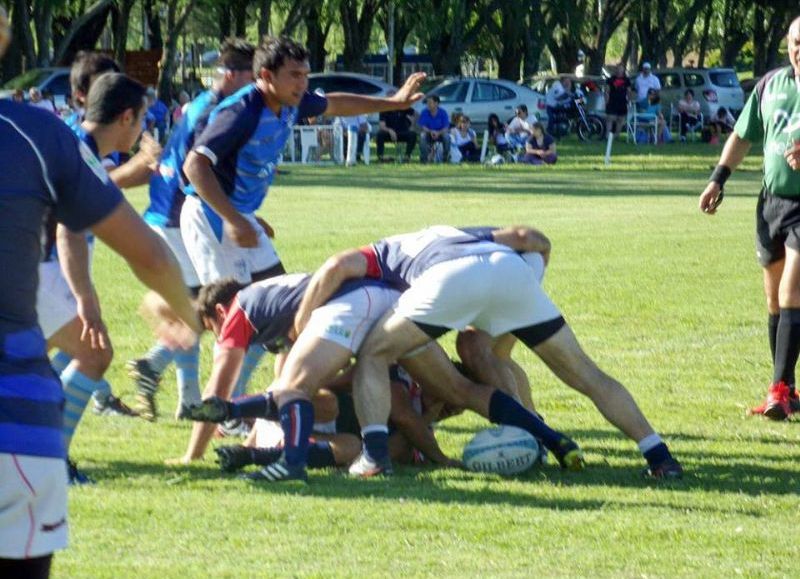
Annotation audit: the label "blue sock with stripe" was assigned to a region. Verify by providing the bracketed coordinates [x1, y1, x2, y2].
[51, 351, 73, 375]
[145, 343, 176, 375]
[488, 389, 565, 452]
[278, 399, 313, 468]
[175, 343, 201, 409]
[232, 345, 265, 398]
[230, 392, 278, 420]
[62, 367, 109, 451]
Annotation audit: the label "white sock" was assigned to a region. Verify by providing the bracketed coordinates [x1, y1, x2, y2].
[637, 433, 663, 454]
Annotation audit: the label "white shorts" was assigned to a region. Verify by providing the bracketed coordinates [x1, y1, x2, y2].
[394, 251, 561, 337]
[36, 261, 77, 340]
[0, 454, 68, 559]
[304, 284, 401, 353]
[180, 195, 280, 285]
[150, 225, 200, 289]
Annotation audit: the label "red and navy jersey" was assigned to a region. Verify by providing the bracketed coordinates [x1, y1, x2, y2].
[189, 85, 327, 214]
[359, 225, 509, 290]
[0, 101, 123, 459]
[218, 274, 311, 353]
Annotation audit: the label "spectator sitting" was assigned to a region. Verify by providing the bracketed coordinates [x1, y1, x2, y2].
[708, 106, 736, 145]
[487, 113, 511, 154]
[636, 88, 669, 143]
[677, 89, 702, 141]
[339, 114, 370, 166]
[376, 89, 417, 163]
[28, 87, 56, 114]
[146, 86, 169, 141]
[450, 115, 480, 163]
[418, 94, 450, 163]
[506, 104, 533, 152]
[634, 62, 661, 107]
[522, 122, 557, 165]
[12, 88, 23, 102]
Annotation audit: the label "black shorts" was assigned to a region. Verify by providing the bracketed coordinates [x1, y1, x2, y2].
[756, 189, 800, 266]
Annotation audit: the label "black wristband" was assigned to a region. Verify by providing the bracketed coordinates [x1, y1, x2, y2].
[710, 164, 731, 188]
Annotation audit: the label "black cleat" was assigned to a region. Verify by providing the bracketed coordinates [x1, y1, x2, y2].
[241, 458, 307, 483]
[183, 396, 231, 423]
[215, 445, 256, 473]
[643, 457, 684, 480]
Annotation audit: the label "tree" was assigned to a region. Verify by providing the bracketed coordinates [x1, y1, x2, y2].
[377, 0, 416, 86]
[635, 0, 709, 67]
[719, 0, 751, 68]
[752, 0, 793, 76]
[112, 0, 137, 68]
[339, 0, 380, 73]
[157, 0, 198, 99]
[53, 0, 114, 65]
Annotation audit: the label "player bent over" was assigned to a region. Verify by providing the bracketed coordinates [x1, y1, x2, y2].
[293, 225, 683, 479]
[0, 14, 200, 573]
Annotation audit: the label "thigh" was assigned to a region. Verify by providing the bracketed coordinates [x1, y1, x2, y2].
[276, 332, 353, 396]
[36, 262, 78, 341]
[0, 454, 68, 560]
[150, 225, 200, 290]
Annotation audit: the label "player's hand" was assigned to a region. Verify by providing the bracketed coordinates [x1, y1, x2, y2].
[139, 131, 162, 166]
[699, 182, 722, 214]
[255, 216, 275, 239]
[76, 295, 109, 350]
[226, 216, 259, 248]
[785, 140, 800, 171]
[391, 72, 426, 108]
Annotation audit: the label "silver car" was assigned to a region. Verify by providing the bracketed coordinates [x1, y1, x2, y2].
[414, 78, 548, 130]
[308, 72, 397, 123]
[652, 67, 744, 120]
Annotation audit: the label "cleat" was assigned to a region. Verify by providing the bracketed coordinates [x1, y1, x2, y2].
[241, 458, 307, 483]
[128, 358, 162, 422]
[184, 397, 231, 423]
[348, 451, 394, 478]
[92, 394, 139, 417]
[552, 437, 585, 471]
[215, 445, 256, 473]
[762, 381, 792, 421]
[67, 459, 95, 486]
[216, 418, 250, 438]
[643, 457, 684, 480]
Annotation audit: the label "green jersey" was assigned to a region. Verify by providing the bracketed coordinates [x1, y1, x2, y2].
[735, 66, 800, 197]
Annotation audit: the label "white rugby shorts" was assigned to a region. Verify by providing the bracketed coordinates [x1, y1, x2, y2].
[36, 261, 77, 340]
[394, 251, 561, 337]
[180, 195, 280, 285]
[149, 224, 200, 289]
[305, 284, 401, 353]
[0, 454, 68, 559]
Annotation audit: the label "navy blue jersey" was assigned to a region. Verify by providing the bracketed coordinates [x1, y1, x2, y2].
[188, 84, 327, 213]
[0, 101, 123, 459]
[145, 90, 221, 228]
[361, 225, 508, 290]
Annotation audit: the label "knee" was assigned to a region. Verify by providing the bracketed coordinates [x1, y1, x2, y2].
[74, 342, 113, 375]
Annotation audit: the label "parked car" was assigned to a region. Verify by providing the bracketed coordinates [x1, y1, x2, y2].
[308, 72, 397, 123]
[0, 67, 71, 106]
[652, 67, 744, 120]
[414, 77, 548, 130]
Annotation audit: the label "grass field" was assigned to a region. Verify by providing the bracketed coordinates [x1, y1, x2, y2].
[57, 140, 800, 578]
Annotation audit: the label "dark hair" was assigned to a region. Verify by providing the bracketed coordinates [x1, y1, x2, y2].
[253, 36, 309, 75]
[531, 121, 545, 134]
[716, 107, 728, 118]
[70, 51, 120, 98]
[427, 94, 440, 104]
[218, 37, 256, 71]
[84, 73, 146, 124]
[516, 104, 528, 114]
[684, 88, 694, 98]
[197, 278, 244, 321]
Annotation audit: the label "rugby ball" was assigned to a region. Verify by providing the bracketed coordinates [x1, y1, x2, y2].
[463, 426, 540, 475]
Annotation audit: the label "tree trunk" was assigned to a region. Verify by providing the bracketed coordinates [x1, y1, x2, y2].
[305, 3, 328, 72]
[143, 0, 163, 50]
[496, 1, 525, 82]
[697, 1, 713, 68]
[522, 0, 544, 78]
[258, 0, 272, 39]
[53, 0, 114, 65]
[157, 0, 197, 101]
[33, 0, 54, 67]
[339, 0, 379, 73]
[720, 0, 750, 68]
[113, 0, 136, 67]
[218, 3, 231, 41]
[12, 0, 36, 69]
[232, 0, 248, 37]
[621, 17, 636, 69]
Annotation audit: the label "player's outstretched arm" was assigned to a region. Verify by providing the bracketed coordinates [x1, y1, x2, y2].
[699, 131, 751, 214]
[56, 225, 108, 350]
[491, 226, 551, 263]
[91, 200, 201, 335]
[293, 249, 369, 339]
[324, 72, 426, 116]
[171, 346, 246, 464]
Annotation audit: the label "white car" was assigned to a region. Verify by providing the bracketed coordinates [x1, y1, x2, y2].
[414, 78, 548, 130]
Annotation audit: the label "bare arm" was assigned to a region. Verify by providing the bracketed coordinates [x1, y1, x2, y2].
[491, 226, 551, 263]
[91, 200, 201, 334]
[183, 151, 257, 247]
[107, 132, 162, 189]
[173, 346, 246, 463]
[698, 132, 752, 214]
[388, 382, 455, 465]
[293, 249, 368, 338]
[56, 225, 108, 349]
[324, 72, 425, 117]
